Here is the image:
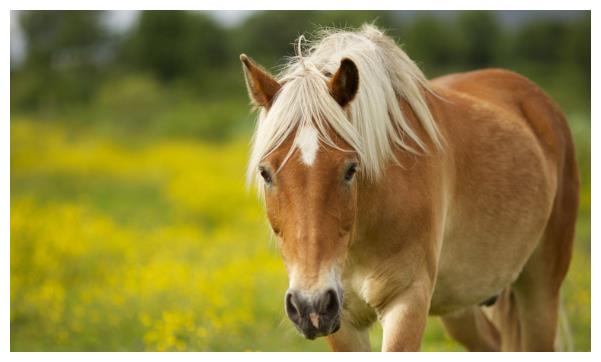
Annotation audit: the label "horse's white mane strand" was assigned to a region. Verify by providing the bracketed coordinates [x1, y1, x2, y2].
[247, 24, 443, 187]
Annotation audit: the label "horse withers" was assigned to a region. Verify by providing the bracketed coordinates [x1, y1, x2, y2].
[240, 25, 579, 351]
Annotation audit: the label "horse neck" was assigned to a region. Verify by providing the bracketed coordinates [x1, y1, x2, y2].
[353, 91, 444, 240]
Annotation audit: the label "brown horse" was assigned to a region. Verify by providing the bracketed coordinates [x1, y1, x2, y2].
[240, 25, 579, 351]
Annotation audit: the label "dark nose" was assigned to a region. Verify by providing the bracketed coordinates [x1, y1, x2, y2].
[285, 289, 341, 339]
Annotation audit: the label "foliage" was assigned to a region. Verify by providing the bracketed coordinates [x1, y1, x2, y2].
[401, 15, 461, 71]
[19, 10, 110, 70]
[14, 11, 110, 109]
[455, 11, 501, 68]
[11, 11, 591, 117]
[122, 11, 229, 81]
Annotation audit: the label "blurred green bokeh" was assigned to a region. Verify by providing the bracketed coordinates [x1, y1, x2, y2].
[10, 10, 590, 351]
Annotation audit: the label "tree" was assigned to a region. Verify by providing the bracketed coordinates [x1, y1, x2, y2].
[20, 10, 109, 70]
[402, 15, 462, 74]
[565, 12, 590, 77]
[514, 19, 569, 65]
[456, 11, 501, 68]
[123, 11, 229, 81]
[15, 10, 110, 108]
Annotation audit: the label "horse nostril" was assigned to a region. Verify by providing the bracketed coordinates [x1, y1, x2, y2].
[285, 292, 300, 320]
[318, 289, 339, 316]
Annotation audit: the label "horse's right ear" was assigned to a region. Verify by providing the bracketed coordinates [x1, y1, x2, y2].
[240, 54, 281, 109]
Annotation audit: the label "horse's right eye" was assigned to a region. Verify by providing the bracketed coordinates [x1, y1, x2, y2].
[259, 167, 272, 184]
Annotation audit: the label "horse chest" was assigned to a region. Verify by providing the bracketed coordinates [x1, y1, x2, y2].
[342, 254, 416, 314]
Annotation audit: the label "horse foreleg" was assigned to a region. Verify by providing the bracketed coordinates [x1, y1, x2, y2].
[379, 285, 431, 351]
[325, 319, 371, 351]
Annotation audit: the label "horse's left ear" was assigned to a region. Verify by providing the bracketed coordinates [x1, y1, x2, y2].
[328, 58, 359, 107]
[240, 54, 281, 109]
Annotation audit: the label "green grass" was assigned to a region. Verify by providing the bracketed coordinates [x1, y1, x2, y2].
[10, 107, 590, 351]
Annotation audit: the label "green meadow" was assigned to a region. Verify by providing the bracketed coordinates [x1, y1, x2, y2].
[10, 108, 590, 351]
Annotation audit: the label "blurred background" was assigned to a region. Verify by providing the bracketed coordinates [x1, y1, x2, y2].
[10, 10, 590, 351]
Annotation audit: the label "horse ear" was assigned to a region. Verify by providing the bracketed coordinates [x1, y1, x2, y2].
[328, 58, 359, 107]
[240, 54, 281, 109]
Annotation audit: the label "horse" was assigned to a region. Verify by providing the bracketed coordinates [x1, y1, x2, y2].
[239, 24, 579, 351]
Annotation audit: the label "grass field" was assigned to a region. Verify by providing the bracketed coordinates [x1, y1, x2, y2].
[10, 111, 590, 351]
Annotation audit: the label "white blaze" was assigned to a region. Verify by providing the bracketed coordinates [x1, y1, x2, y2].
[296, 126, 319, 166]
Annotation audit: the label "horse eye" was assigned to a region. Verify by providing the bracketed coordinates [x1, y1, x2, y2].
[259, 167, 272, 184]
[344, 163, 358, 182]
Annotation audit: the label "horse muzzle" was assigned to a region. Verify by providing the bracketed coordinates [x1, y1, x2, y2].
[284, 288, 342, 339]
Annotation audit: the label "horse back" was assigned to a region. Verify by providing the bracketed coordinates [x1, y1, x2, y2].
[432, 68, 573, 163]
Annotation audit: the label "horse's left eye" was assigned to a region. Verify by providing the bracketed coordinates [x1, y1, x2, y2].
[344, 163, 358, 182]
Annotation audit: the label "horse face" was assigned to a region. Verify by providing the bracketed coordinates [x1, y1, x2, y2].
[260, 135, 359, 339]
[241, 54, 360, 339]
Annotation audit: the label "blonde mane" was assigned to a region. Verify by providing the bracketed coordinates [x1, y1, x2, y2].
[247, 24, 443, 186]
